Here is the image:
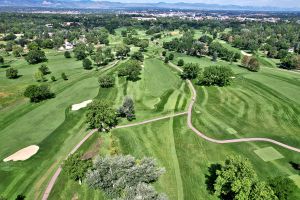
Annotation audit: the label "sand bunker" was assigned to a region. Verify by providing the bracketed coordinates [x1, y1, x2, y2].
[71, 100, 92, 111]
[3, 145, 39, 162]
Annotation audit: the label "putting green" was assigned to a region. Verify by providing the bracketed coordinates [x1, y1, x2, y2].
[254, 147, 284, 162]
[289, 175, 300, 188]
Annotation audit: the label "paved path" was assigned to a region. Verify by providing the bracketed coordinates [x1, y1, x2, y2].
[167, 61, 300, 153]
[41, 112, 187, 200]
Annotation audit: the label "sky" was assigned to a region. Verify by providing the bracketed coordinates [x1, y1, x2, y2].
[91, 0, 300, 8]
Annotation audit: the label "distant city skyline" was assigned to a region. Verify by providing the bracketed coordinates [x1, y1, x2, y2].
[90, 0, 300, 9]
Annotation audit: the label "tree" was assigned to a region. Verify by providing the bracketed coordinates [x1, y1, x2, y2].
[61, 72, 68, 80]
[25, 50, 47, 64]
[6, 68, 18, 79]
[51, 76, 56, 82]
[92, 50, 104, 66]
[116, 45, 130, 59]
[131, 51, 144, 62]
[64, 51, 71, 58]
[162, 51, 166, 57]
[241, 55, 251, 68]
[212, 51, 218, 62]
[198, 66, 233, 86]
[269, 176, 298, 200]
[85, 100, 118, 131]
[83, 58, 93, 70]
[63, 153, 92, 183]
[98, 75, 115, 88]
[168, 53, 174, 61]
[181, 63, 200, 80]
[213, 156, 264, 200]
[122, 183, 168, 200]
[24, 85, 54, 102]
[39, 64, 51, 75]
[177, 59, 184, 66]
[85, 155, 165, 199]
[12, 46, 23, 57]
[118, 60, 142, 81]
[0, 56, 4, 65]
[117, 96, 135, 121]
[280, 54, 300, 70]
[34, 70, 46, 82]
[248, 57, 260, 72]
[164, 57, 169, 63]
[41, 39, 54, 49]
[73, 44, 87, 60]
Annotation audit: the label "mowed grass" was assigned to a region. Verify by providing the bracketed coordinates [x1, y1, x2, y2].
[47, 58, 191, 199]
[0, 51, 119, 199]
[254, 147, 284, 162]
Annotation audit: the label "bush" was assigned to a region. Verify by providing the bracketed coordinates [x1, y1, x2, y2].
[64, 51, 71, 58]
[83, 58, 93, 70]
[51, 76, 56, 82]
[0, 56, 4, 65]
[39, 64, 51, 75]
[25, 50, 47, 64]
[24, 85, 54, 102]
[248, 57, 260, 72]
[164, 57, 169, 63]
[98, 75, 115, 88]
[6, 68, 18, 79]
[61, 72, 68, 80]
[162, 51, 166, 56]
[198, 66, 233, 86]
[168, 53, 174, 60]
[177, 59, 184, 66]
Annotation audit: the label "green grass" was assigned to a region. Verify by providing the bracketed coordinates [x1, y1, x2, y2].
[254, 147, 284, 162]
[0, 50, 120, 199]
[289, 175, 300, 188]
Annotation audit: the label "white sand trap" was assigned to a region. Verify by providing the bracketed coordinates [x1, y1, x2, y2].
[3, 145, 39, 162]
[71, 100, 92, 111]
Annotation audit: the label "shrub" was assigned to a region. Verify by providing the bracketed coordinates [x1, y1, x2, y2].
[24, 85, 54, 102]
[6, 68, 18, 79]
[64, 51, 71, 58]
[83, 58, 93, 70]
[0, 56, 4, 64]
[168, 53, 174, 60]
[51, 76, 56, 82]
[177, 59, 184, 66]
[162, 51, 166, 56]
[164, 57, 169, 63]
[38, 64, 51, 75]
[61, 72, 68, 80]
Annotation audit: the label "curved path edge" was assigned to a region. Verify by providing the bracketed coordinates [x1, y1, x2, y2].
[41, 112, 187, 200]
[167, 61, 300, 153]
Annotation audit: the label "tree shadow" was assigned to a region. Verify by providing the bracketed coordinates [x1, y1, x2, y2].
[205, 163, 222, 194]
[289, 161, 300, 171]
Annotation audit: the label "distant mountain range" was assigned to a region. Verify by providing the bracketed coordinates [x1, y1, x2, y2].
[0, 0, 300, 11]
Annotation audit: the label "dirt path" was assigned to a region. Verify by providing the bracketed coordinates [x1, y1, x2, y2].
[167, 61, 300, 153]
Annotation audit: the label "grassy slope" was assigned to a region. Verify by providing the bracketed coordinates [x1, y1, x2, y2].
[0, 50, 120, 199]
[47, 58, 190, 199]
